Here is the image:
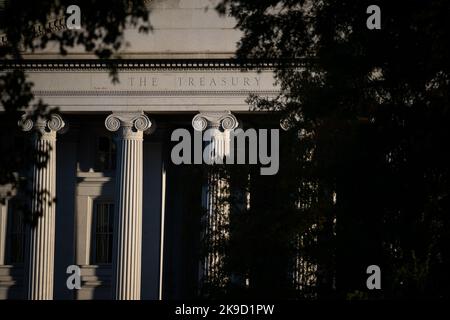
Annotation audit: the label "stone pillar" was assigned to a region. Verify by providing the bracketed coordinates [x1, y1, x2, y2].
[19, 114, 65, 300]
[105, 112, 151, 300]
[192, 112, 238, 289]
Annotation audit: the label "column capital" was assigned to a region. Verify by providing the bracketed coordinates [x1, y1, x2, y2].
[105, 112, 152, 139]
[192, 112, 239, 163]
[192, 112, 239, 131]
[18, 114, 65, 140]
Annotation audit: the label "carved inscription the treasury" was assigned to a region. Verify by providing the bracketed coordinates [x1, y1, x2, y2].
[29, 71, 278, 93]
[127, 75, 261, 89]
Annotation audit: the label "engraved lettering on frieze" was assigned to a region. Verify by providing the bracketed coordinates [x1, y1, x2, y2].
[174, 76, 261, 88]
[32, 72, 276, 93]
[128, 76, 159, 88]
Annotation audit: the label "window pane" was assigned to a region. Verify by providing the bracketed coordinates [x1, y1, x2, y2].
[95, 136, 116, 171]
[92, 202, 114, 264]
[6, 202, 26, 264]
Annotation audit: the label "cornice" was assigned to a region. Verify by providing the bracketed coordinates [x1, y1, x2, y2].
[32, 90, 279, 97]
[0, 58, 303, 71]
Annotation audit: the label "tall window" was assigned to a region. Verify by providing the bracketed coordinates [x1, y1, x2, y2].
[91, 202, 114, 264]
[6, 201, 26, 264]
[95, 136, 116, 171]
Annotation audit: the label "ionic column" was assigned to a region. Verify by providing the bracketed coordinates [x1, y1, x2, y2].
[192, 112, 238, 289]
[105, 112, 152, 300]
[19, 114, 65, 300]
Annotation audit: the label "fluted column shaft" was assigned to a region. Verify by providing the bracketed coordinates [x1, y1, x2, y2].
[192, 112, 238, 288]
[105, 112, 151, 300]
[20, 114, 65, 300]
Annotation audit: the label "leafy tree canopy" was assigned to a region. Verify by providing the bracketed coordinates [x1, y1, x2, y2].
[214, 0, 450, 298]
[0, 0, 151, 222]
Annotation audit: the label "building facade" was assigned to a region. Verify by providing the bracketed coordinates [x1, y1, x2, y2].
[0, 0, 280, 299]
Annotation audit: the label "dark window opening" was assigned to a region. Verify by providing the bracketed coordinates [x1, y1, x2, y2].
[91, 202, 114, 264]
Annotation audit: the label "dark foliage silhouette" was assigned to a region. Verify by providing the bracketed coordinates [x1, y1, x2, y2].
[208, 0, 450, 299]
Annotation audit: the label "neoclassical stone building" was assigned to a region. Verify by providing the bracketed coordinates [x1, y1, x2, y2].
[0, 0, 280, 299]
